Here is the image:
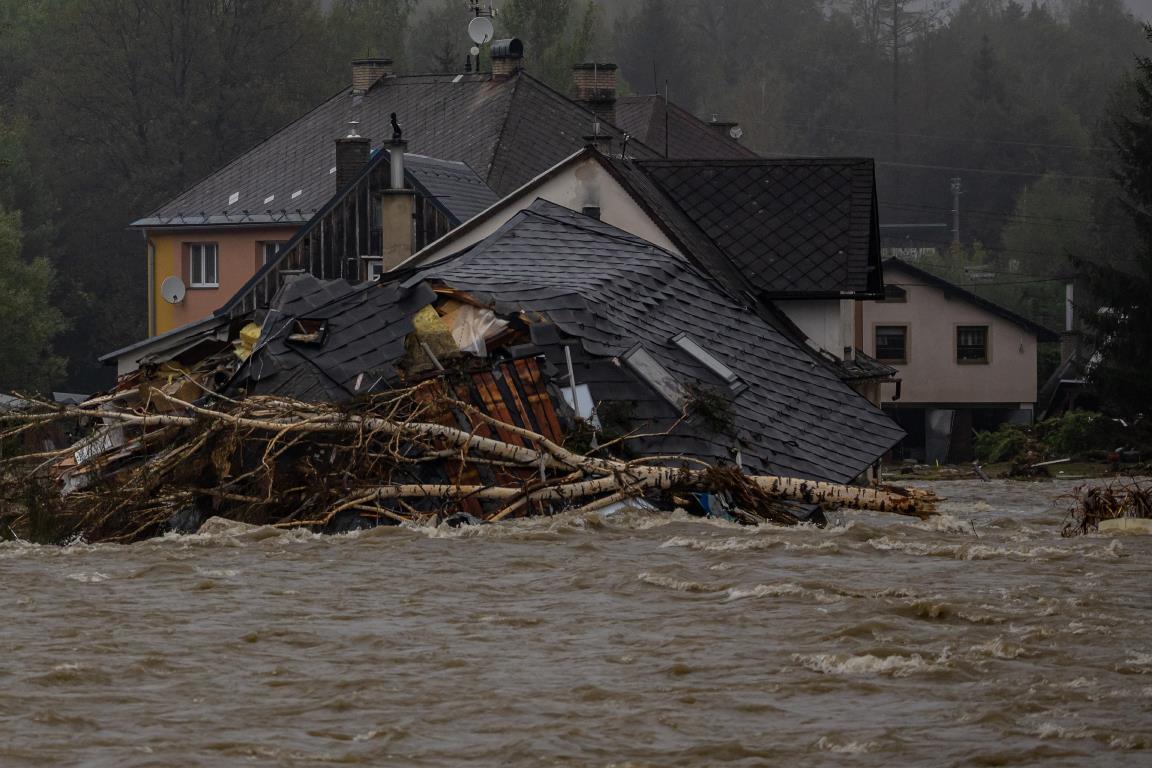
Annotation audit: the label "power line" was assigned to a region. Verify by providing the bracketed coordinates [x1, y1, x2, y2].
[756, 149, 1115, 182]
[767, 119, 1110, 153]
[875, 159, 1114, 182]
[886, 201, 1099, 227]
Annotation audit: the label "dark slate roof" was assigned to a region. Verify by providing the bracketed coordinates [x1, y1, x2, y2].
[134, 149, 496, 229]
[135, 73, 656, 227]
[401, 153, 497, 224]
[134, 71, 762, 229]
[615, 95, 757, 159]
[884, 258, 1060, 342]
[630, 158, 884, 298]
[406, 199, 903, 483]
[233, 277, 436, 402]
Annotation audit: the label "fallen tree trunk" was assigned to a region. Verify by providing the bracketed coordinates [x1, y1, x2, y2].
[0, 386, 939, 542]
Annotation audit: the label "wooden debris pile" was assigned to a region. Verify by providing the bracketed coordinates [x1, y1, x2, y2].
[0, 379, 938, 544]
[1061, 479, 1152, 537]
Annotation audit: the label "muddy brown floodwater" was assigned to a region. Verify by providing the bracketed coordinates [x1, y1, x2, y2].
[1, 478, 1150, 767]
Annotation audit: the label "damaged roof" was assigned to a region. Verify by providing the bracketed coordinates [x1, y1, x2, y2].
[602, 157, 884, 299]
[406, 199, 903, 483]
[234, 278, 436, 402]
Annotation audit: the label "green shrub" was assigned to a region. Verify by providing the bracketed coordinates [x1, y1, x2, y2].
[974, 424, 1032, 463]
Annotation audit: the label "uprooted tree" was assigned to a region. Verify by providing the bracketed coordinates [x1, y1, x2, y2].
[0, 381, 938, 543]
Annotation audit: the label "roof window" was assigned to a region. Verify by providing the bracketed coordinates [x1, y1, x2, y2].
[671, 333, 743, 390]
[622, 344, 685, 408]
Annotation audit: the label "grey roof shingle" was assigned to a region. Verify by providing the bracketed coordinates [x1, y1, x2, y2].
[615, 95, 758, 160]
[406, 199, 903, 483]
[235, 278, 437, 402]
[134, 72, 757, 229]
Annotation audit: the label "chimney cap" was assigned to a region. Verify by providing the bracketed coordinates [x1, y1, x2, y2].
[491, 38, 524, 60]
[572, 62, 618, 71]
[352, 57, 393, 67]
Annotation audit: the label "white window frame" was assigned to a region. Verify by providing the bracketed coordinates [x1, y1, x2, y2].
[366, 259, 385, 282]
[188, 243, 219, 288]
[261, 241, 286, 265]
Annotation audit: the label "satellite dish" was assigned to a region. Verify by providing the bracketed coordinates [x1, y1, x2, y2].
[468, 16, 494, 45]
[161, 276, 186, 304]
[729, 125, 744, 140]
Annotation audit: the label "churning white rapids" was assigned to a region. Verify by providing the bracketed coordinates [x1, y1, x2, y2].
[1, 478, 1150, 767]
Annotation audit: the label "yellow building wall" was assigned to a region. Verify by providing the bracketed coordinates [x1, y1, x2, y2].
[148, 226, 298, 335]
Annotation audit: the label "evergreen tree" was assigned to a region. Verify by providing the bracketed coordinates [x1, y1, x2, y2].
[1079, 27, 1152, 414]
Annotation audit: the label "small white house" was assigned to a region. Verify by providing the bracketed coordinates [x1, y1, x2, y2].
[862, 258, 1059, 462]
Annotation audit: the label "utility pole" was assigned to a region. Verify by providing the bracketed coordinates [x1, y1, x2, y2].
[950, 176, 963, 245]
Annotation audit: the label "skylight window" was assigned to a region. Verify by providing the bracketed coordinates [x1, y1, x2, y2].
[291, 189, 303, 199]
[622, 344, 685, 408]
[263, 194, 275, 204]
[227, 192, 239, 205]
[671, 333, 743, 389]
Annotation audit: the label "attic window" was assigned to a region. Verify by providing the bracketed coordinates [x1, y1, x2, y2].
[287, 318, 328, 346]
[882, 284, 907, 302]
[622, 344, 686, 408]
[671, 333, 743, 390]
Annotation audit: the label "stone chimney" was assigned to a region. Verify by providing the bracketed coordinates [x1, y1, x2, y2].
[352, 58, 393, 94]
[572, 63, 618, 126]
[335, 128, 370, 189]
[491, 38, 524, 79]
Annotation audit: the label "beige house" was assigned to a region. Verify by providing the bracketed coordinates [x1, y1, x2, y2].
[862, 258, 1058, 462]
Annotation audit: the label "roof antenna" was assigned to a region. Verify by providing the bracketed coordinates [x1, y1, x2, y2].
[664, 79, 670, 158]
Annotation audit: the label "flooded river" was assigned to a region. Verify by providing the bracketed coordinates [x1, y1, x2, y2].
[1, 478, 1150, 766]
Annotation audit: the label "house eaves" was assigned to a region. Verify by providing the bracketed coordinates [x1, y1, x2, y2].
[884, 258, 1060, 342]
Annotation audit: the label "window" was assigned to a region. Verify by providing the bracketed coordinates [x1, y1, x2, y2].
[671, 332, 744, 391]
[874, 325, 908, 363]
[188, 243, 218, 288]
[365, 260, 385, 282]
[957, 325, 989, 364]
[881, 284, 907, 302]
[260, 241, 286, 265]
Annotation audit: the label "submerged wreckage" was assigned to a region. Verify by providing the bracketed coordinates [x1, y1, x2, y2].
[1, 199, 936, 542]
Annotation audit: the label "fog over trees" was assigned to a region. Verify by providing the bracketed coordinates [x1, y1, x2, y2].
[0, 0, 1148, 396]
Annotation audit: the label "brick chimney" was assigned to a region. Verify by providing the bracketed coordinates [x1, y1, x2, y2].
[335, 129, 370, 189]
[352, 58, 393, 94]
[491, 38, 524, 79]
[572, 63, 617, 126]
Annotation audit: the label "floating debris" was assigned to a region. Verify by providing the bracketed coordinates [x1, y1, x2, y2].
[1061, 479, 1152, 537]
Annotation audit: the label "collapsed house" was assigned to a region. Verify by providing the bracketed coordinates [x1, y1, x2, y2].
[2, 198, 927, 541]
